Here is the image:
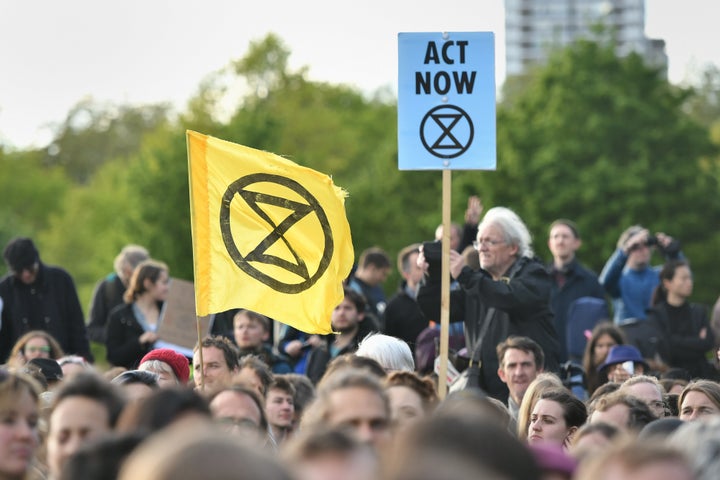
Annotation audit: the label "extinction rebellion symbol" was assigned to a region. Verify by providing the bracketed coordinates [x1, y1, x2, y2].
[219, 173, 334, 294]
[419, 104, 474, 159]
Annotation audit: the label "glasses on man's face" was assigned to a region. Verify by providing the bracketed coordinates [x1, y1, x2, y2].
[649, 400, 666, 411]
[473, 238, 504, 250]
[25, 346, 51, 354]
[216, 416, 259, 431]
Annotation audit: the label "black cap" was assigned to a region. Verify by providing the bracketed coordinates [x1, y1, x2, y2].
[3, 237, 39, 272]
[26, 358, 63, 382]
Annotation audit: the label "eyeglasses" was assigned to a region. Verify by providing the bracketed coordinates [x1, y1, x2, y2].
[649, 400, 666, 410]
[473, 238, 504, 250]
[25, 346, 51, 354]
[216, 417, 259, 430]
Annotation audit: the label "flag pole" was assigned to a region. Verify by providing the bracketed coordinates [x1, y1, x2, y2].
[196, 316, 205, 390]
[438, 168, 452, 399]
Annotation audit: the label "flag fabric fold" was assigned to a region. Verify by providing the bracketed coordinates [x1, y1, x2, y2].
[187, 131, 354, 334]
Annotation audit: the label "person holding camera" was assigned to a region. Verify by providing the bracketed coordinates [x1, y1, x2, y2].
[599, 225, 683, 327]
[416, 207, 560, 403]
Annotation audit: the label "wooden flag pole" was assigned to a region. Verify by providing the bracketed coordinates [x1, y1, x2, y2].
[438, 168, 452, 399]
[196, 316, 205, 390]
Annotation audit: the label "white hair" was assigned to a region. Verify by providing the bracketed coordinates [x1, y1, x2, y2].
[477, 207, 534, 258]
[356, 333, 415, 372]
[138, 359, 179, 383]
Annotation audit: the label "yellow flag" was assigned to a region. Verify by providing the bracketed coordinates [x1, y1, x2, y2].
[186, 131, 354, 334]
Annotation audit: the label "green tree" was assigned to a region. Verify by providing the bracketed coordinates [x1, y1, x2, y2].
[683, 64, 720, 129]
[487, 40, 720, 303]
[0, 148, 70, 265]
[43, 98, 171, 183]
[113, 33, 443, 295]
[38, 157, 138, 300]
[219, 35, 442, 272]
[123, 126, 196, 281]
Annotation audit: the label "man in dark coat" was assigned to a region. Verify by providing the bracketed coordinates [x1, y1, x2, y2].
[305, 287, 376, 384]
[418, 207, 560, 402]
[382, 243, 428, 354]
[0, 237, 93, 362]
[546, 219, 606, 363]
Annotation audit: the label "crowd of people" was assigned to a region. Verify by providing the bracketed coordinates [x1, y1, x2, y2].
[1, 195, 720, 479]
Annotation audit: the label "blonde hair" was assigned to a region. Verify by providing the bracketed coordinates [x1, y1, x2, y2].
[7, 330, 65, 367]
[516, 372, 563, 440]
[0, 369, 42, 413]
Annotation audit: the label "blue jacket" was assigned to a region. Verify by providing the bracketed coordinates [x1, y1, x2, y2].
[600, 246, 683, 324]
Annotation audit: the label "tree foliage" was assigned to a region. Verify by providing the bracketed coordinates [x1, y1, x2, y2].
[489, 40, 720, 302]
[0, 148, 70, 259]
[683, 64, 720, 129]
[43, 98, 171, 183]
[5, 33, 720, 314]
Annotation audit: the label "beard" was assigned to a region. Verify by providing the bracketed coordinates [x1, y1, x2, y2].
[332, 321, 359, 334]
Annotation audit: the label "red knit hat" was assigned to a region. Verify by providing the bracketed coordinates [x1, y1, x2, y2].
[139, 348, 190, 383]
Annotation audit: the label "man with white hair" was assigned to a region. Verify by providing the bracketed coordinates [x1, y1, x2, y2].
[418, 206, 560, 402]
[356, 332, 415, 372]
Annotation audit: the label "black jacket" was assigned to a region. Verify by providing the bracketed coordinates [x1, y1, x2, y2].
[418, 256, 560, 401]
[304, 319, 376, 385]
[647, 301, 717, 380]
[547, 258, 606, 362]
[86, 273, 126, 343]
[382, 283, 428, 354]
[105, 302, 161, 369]
[0, 263, 92, 362]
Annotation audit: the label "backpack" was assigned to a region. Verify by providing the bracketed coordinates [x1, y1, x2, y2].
[414, 324, 466, 375]
[565, 297, 610, 363]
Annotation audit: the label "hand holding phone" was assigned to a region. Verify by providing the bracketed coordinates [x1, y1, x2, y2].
[621, 360, 635, 375]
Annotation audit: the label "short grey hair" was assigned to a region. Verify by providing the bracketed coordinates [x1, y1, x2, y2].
[113, 244, 150, 278]
[477, 207, 534, 258]
[356, 333, 415, 372]
[620, 375, 665, 397]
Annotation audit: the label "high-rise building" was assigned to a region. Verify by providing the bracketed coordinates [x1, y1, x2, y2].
[505, 0, 667, 77]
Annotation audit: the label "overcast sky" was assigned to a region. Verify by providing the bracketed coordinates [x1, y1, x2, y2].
[1, 0, 718, 149]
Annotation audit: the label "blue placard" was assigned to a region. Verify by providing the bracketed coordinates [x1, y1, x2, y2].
[398, 32, 496, 170]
